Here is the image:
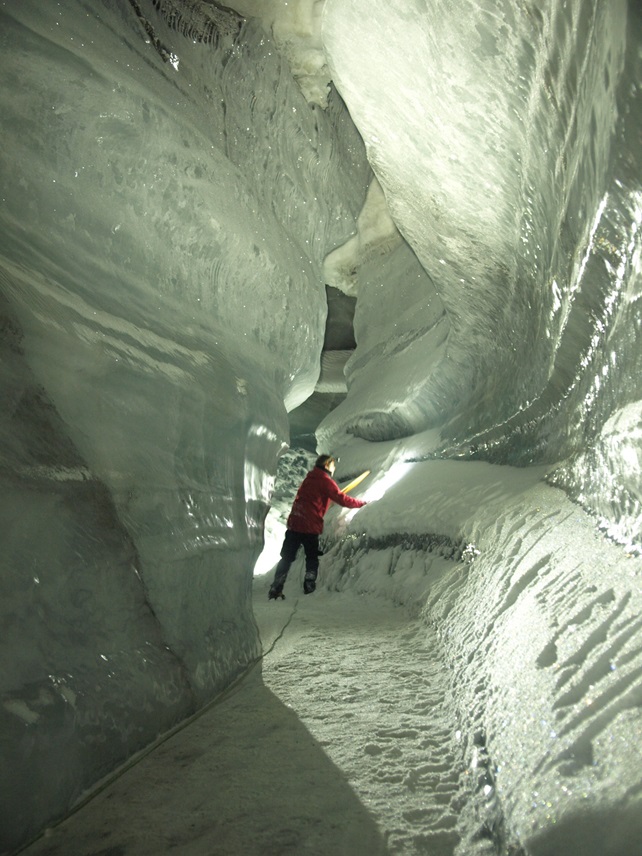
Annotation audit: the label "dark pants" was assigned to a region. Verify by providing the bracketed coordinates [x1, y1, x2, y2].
[271, 530, 319, 593]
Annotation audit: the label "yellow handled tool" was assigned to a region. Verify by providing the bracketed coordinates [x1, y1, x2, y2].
[342, 470, 371, 494]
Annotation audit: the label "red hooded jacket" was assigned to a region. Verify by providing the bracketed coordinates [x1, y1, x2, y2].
[287, 466, 366, 535]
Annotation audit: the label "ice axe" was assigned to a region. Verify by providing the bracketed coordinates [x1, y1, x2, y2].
[341, 470, 371, 494]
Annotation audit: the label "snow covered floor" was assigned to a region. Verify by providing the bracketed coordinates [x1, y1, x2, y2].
[18, 577, 487, 856]
[254, 578, 486, 856]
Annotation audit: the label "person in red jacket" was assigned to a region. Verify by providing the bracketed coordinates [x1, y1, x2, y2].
[268, 454, 366, 599]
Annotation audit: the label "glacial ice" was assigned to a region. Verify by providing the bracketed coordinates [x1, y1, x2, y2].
[1, 0, 642, 854]
[0, 0, 369, 849]
[321, 0, 636, 451]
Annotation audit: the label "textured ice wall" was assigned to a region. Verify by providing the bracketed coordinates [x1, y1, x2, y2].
[319, 454, 642, 854]
[227, 0, 330, 106]
[315, 0, 642, 851]
[320, 0, 642, 547]
[322, 1, 634, 437]
[429, 473, 642, 856]
[0, 0, 369, 849]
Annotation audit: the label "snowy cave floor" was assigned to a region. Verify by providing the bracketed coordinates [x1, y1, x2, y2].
[20, 578, 485, 856]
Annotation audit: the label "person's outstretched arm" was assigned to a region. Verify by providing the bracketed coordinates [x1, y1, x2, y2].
[327, 480, 366, 509]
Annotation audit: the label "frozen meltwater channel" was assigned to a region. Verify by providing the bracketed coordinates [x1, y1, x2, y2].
[255, 586, 489, 856]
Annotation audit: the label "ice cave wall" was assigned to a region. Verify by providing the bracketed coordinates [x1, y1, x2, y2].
[0, 0, 370, 850]
[321, 0, 637, 454]
[319, 0, 642, 547]
[314, 1, 642, 852]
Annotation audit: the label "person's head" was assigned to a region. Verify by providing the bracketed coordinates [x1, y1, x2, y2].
[315, 454, 336, 475]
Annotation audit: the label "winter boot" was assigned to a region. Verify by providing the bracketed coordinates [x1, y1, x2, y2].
[303, 574, 316, 595]
[268, 586, 285, 600]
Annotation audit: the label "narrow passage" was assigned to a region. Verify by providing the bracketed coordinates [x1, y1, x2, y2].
[254, 574, 482, 856]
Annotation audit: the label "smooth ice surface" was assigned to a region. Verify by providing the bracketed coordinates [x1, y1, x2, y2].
[2, 0, 642, 854]
[321, 0, 642, 487]
[0, 0, 369, 849]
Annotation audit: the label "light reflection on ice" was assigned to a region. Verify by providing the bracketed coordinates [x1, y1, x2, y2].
[360, 461, 415, 503]
[342, 462, 413, 524]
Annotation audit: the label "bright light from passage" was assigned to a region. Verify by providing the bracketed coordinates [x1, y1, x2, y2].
[253, 510, 285, 576]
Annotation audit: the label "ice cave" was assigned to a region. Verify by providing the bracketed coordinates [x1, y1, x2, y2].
[1, 0, 642, 854]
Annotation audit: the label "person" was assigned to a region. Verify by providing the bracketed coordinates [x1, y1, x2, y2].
[268, 454, 367, 599]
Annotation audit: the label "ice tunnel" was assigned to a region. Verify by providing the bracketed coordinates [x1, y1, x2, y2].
[1, 0, 642, 853]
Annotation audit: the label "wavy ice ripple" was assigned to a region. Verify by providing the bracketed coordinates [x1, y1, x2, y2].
[321, 0, 642, 551]
[321, 1, 630, 439]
